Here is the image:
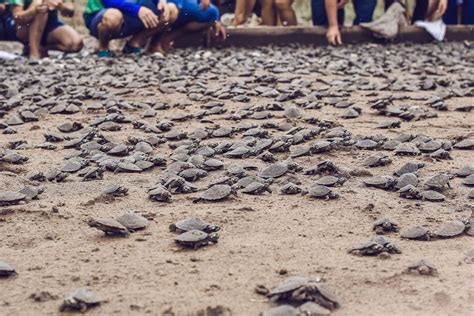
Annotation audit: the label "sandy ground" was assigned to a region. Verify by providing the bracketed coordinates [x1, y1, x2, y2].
[0, 42, 474, 316]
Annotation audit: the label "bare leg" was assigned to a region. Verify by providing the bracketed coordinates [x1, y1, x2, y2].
[233, 0, 247, 25]
[148, 3, 179, 53]
[426, 0, 440, 20]
[45, 25, 83, 53]
[274, 0, 297, 25]
[261, 0, 276, 25]
[97, 9, 123, 51]
[14, 7, 48, 59]
[244, 0, 257, 17]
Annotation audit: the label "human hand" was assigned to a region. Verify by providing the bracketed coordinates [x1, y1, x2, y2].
[200, 0, 210, 11]
[337, 0, 345, 9]
[45, 0, 60, 10]
[214, 22, 226, 40]
[35, 3, 49, 13]
[138, 6, 159, 28]
[158, 0, 169, 22]
[326, 25, 342, 45]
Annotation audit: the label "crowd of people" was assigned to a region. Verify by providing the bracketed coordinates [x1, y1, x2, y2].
[0, 0, 472, 59]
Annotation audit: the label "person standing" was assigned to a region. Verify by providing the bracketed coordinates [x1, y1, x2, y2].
[312, 0, 377, 45]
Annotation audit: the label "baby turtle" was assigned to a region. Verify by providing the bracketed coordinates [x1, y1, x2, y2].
[308, 185, 338, 200]
[398, 184, 421, 200]
[0, 191, 26, 206]
[298, 302, 331, 315]
[268, 276, 339, 310]
[429, 148, 451, 160]
[315, 176, 345, 187]
[349, 236, 401, 256]
[453, 138, 474, 150]
[434, 220, 465, 238]
[59, 288, 102, 312]
[280, 182, 304, 195]
[193, 184, 234, 203]
[406, 259, 438, 276]
[174, 230, 219, 249]
[454, 166, 474, 178]
[148, 185, 172, 202]
[102, 184, 128, 197]
[169, 218, 220, 233]
[363, 176, 396, 191]
[355, 139, 379, 150]
[400, 226, 431, 241]
[394, 143, 420, 156]
[0, 261, 17, 277]
[423, 174, 450, 191]
[241, 182, 271, 195]
[395, 173, 418, 189]
[260, 163, 288, 179]
[115, 213, 148, 232]
[462, 174, 474, 187]
[88, 218, 129, 236]
[362, 154, 392, 168]
[373, 217, 399, 234]
[420, 190, 446, 202]
[394, 162, 424, 176]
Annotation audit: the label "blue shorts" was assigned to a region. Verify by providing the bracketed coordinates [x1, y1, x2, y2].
[5, 13, 64, 44]
[169, 0, 219, 28]
[84, 0, 162, 38]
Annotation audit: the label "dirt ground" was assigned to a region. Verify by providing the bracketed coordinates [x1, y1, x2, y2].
[0, 42, 473, 316]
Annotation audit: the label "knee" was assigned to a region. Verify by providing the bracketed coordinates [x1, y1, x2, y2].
[274, 0, 291, 10]
[68, 37, 83, 53]
[101, 9, 123, 30]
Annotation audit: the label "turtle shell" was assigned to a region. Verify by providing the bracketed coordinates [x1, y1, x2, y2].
[424, 174, 450, 191]
[316, 176, 342, 187]
[69, 288, 102, 305]
[363, 176, 395, 189]
[400, 226, 430, 240]
[88, 218, 129, 236]
[394, 162, 424, 176]
[0, 261, 16, 277]
[455, 166, 474, 178]
[260, 164, 288, 179]
[395, 173, 418, 189]
[269, 276, 308, 296]
[197, 184, 233, 202]
[355, 139, 378, 150]
[290, 145, 310, 158]
[420, 190, 446, 202]
[453, 139, 474, 150]
[103, 184, 128, 196]
[394, 143, 420, 155]
[170, 218, 219, 233]
[419, 140, 442, 152]
[462, 175, 474, 187]
[308, 185, 333, 198]
[175, 230, 214, 244]
[241, 182, 269, 194]
[116, 213, 148, 231]
[434, 220, 465, 238]
[407, 259, 437, 276]
[0, 191, 26, 206]
[469, 190, 474, 200]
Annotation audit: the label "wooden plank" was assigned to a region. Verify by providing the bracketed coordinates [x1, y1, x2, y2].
[174, 25, 474, 48]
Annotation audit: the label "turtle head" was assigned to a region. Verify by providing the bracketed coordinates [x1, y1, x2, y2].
[207, 232, 219, 243]
[206, 224, 220, 233]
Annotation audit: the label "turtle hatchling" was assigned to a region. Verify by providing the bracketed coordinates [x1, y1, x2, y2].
[400, 226, 431, 241]
[169, 218, 220, 233]
[260, 163, 289, 179]
[193, 184, 234, 203]
[406, 259, 438, 276]
[241, 182, 271, 195]
[423, 174, 451, 191]
[315, 176, 345, 187]
[308, 185, 338, 200]
[268, 276, 340, 310]
[102, 184, 128, 197]
[0, 191, 26, 206]
[373, 217, 399, 234]
[362, 154, 391, 168]
[59, 288, 102, 312]
[174, 230, 219, 249]
[88, 218, 129, 236]
[349, 236, 401, 256]
[115, 213, 148, 232]
[280, 182, 304, 195]
[434, 220, 465, 238]
[148, 185, 172, 202]
[0, 261, 17, 277]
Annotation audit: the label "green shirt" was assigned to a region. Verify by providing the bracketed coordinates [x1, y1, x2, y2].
[85, 0, 103, 15]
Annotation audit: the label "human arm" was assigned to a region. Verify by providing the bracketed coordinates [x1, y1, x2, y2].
[436, 0, 448, 16]
[44, 0, 74, 17]
[324, 0, 342, 45]
[157, 0, 169, 22]
[200, 0, 210, 11]
[11, 1, 48, 24]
